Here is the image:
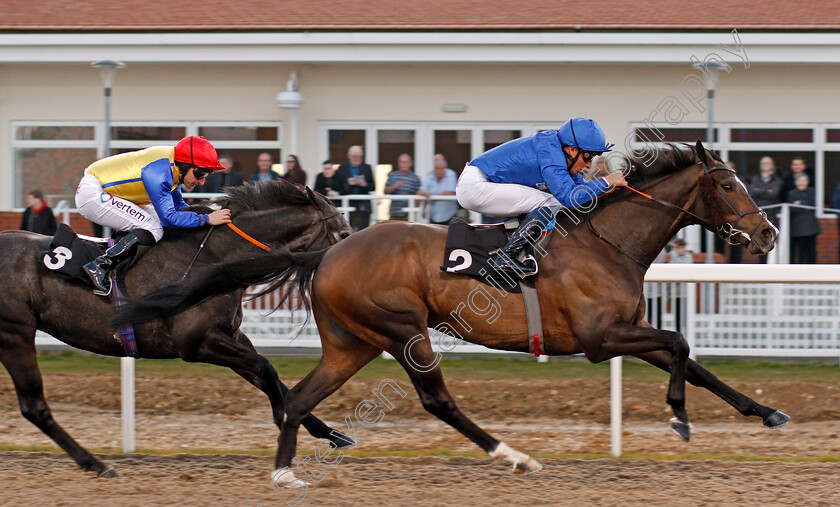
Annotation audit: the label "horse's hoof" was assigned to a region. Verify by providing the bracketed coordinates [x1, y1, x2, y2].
[669, 417, 691, 442]
[328, 430, 356, 449]
[98, 467, 120, 478]
[272, 467, 310, 491]
[763, 410, 791, 428]
[513, 457, 543, 475]
[491, 442, 542, 475]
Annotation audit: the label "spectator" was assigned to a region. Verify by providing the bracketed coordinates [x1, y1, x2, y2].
[418, 154, 458, 225]
[314, 160, 349, 200]
[283, 155, 307, 187]
[668, 238, 694, 264]
[384, 153, 421, 221]
[748, 156, 783, 224]
[338, 145, 375, 231]
[20, 189, 57, 235]
[781, 156, 813, 201]
[832, 181, 840, 263]
[194, 154, 244, 193]
[787, 173, 821, 264]
[250, 152, 281, 183]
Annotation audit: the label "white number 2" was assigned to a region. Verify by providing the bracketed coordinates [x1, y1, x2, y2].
[43, 246, 73, 270]
[446, 249, 473, 272]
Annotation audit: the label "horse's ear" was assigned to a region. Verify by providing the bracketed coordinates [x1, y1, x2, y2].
[695, 140, 710, 166]
[304, 186, 317, 203]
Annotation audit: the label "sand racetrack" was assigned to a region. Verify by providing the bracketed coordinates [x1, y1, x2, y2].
[1, 363, 838, 505]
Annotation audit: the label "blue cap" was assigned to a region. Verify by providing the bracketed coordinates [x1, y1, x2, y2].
[558, 118, 614, 153]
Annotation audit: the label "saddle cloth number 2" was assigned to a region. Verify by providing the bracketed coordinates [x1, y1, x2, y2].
[43, 246, 73, 270]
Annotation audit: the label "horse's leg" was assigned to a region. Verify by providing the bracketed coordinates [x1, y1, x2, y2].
[273, 322, 381, 486]
[0, 326, 116, 477]
[390, 335, 542, 475]
[180, 328, 354, 448]
[632, 322, 789, 427]
[587, 322, 691, 440]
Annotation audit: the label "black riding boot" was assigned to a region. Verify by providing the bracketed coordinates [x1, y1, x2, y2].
[83, 232, 142, 296]
[488, 207, 555, 277]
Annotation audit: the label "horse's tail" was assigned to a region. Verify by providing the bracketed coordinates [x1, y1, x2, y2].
[111, 246, 328, 326]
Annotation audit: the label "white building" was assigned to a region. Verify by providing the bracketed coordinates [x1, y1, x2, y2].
[2, 0, 840, 218]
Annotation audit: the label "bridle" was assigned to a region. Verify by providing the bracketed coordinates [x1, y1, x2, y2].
[588, 160, 767, 268]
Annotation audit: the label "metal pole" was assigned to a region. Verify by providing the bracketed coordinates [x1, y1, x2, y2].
[104, 85, 111, 158]
[289, 108, 299, 159]
[703, 85, 715, 316]
[610, 356, 622, 457]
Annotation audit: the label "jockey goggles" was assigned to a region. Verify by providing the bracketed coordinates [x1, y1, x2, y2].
[191, 166, 214, 179]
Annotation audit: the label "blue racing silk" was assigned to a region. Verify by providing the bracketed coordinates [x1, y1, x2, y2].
[469, 131, 610, 208]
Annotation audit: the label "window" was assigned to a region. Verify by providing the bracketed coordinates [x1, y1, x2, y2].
[484, 130, 521, 151]
[328, 129, 366, 164]
[113, 126, 186, 141]
[434, 130, 471, 175]
[823, 153, 840, 207]
[198, 126, 278, 142]
[377, 130, 415, 169]
[635, 127, 717, 143]
[727, 152, 815, 184]
[15, 148, 98, 206]
[12, 122, 282, 206]
[16, 126, 94, 141]
[730, 129, 813, 143]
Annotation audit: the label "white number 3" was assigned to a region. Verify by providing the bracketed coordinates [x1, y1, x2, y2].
[43, 246, 73, 270]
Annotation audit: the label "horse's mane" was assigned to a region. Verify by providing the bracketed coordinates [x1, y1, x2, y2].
[624, 144, 698, 186]
[218, 179, 310, 216]
[169, 180, 310, 241]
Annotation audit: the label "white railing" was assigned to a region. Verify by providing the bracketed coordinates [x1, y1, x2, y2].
[610, 264, 840, 457]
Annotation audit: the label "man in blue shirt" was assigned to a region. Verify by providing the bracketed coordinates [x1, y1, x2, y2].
[418, 154, 458, 225]
[384, 153, 422, 220]
[456, 118, 627, 276]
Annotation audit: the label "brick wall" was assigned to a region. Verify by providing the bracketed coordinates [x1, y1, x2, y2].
[817, 217, 839, 264]
[0, 211, 96, 236]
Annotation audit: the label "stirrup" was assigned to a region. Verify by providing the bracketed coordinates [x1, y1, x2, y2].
[488, 254, 538, 277]
[93, 283, 112, 297]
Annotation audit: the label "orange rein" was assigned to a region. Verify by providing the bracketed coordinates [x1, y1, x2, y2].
[226, 222, 271, 252]
[624, 185, 653, 200]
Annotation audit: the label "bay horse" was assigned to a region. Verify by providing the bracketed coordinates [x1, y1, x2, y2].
[0, 180, 353, 477]
[119, 142, 790, 481]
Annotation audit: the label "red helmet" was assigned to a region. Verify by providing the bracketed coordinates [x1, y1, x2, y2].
[174, 136, 225, 170]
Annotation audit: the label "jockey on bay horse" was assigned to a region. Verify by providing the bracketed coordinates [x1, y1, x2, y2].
[75, 135, 233, 295]
[456, 117, 628, 275]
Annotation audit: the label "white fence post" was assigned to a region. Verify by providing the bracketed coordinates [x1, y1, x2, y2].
[121, 357, 135, 452]
[686, 282, 697, 361]
[610, 356, 622, 457]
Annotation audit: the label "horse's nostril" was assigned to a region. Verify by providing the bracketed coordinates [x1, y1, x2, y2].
[762, 228, 774, 239]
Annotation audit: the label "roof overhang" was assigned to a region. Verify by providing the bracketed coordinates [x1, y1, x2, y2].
[0, 31, 836, 64]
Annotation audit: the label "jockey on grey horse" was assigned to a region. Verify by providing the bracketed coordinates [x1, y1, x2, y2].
[75, 135, 233, 295]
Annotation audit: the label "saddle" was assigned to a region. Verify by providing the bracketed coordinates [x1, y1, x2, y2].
[440, 217, 548, 356]
[39, 223, 142, 357]
[39, 223, 143, 287]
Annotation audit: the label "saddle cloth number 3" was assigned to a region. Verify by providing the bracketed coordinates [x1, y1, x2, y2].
[43, 246, 73, 270]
